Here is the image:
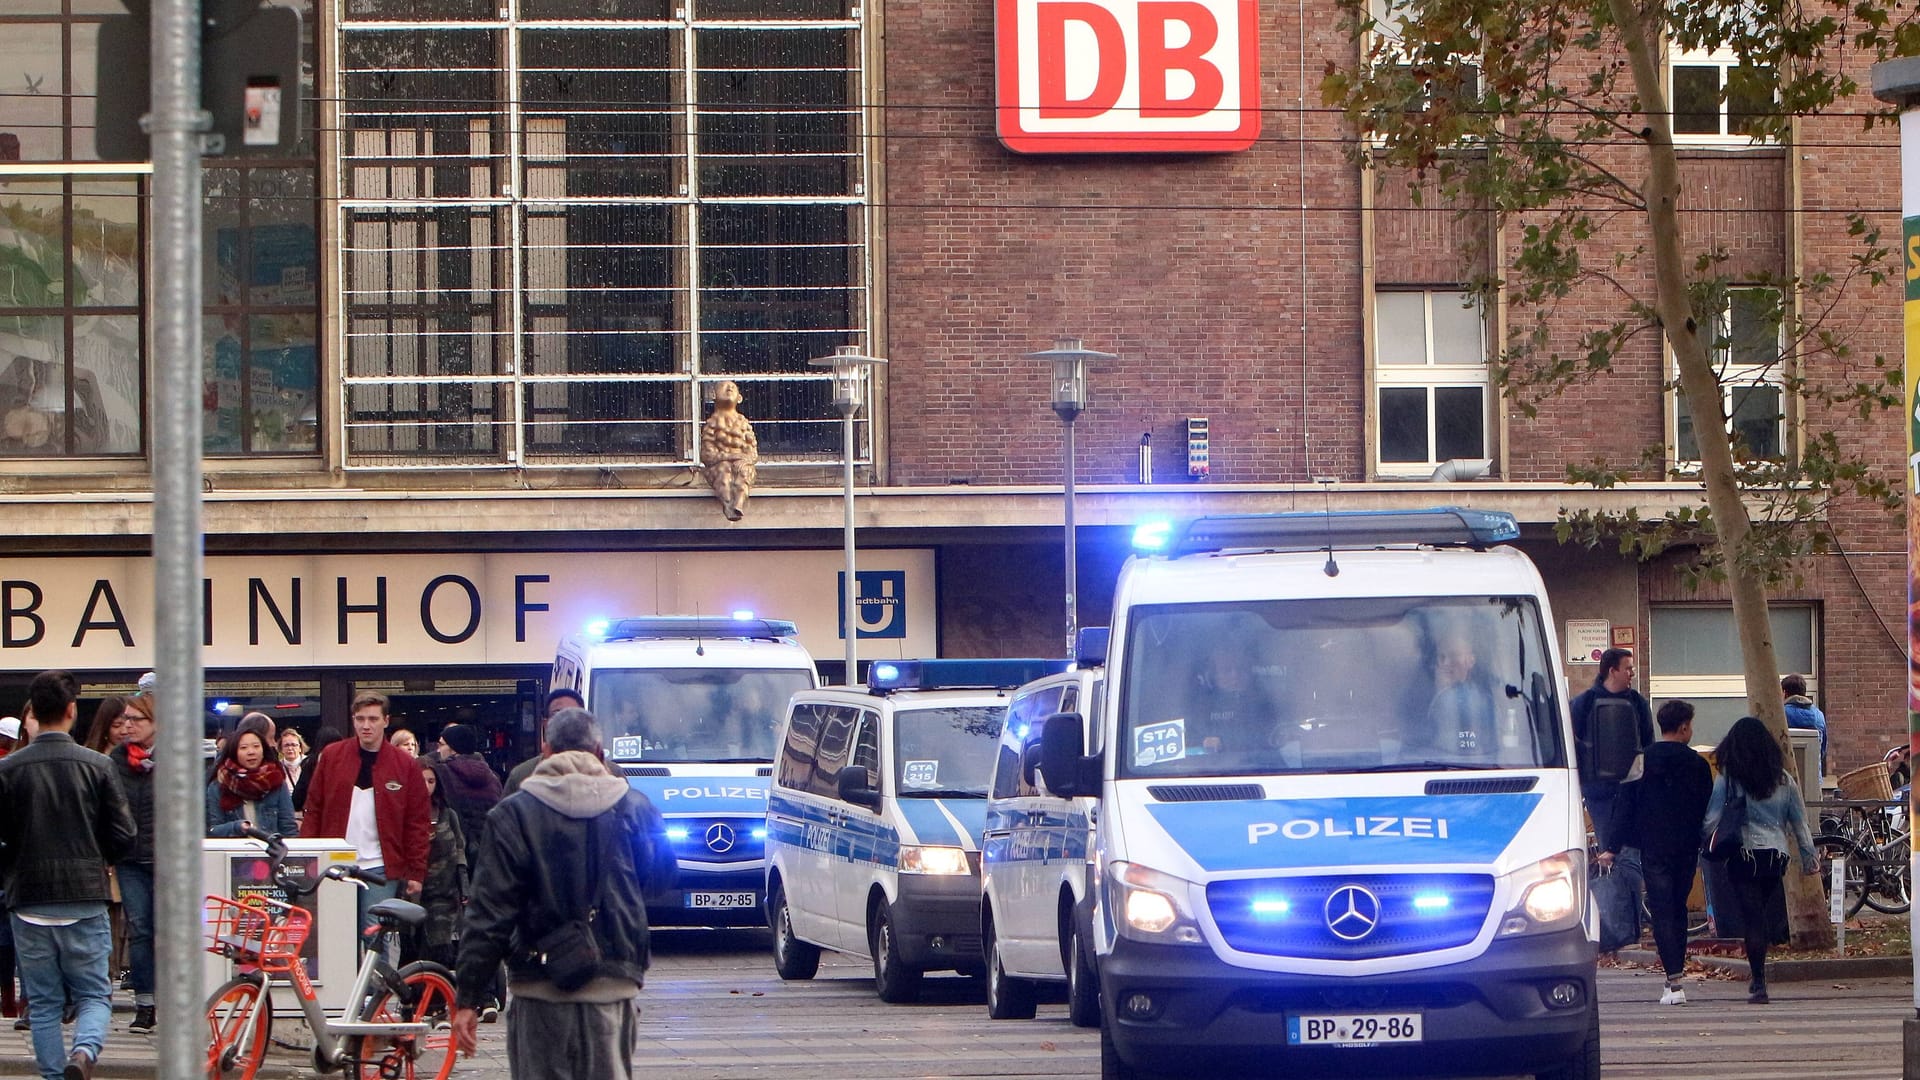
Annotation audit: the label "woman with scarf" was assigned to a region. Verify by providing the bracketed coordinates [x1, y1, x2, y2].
[206, 713, 298, 839]
[107, 692, 160, 1034]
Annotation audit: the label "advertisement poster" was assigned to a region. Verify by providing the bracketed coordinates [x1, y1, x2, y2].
[228, 853, 320, 980]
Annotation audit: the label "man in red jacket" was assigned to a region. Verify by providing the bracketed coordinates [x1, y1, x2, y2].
[302, 692, 431, 944]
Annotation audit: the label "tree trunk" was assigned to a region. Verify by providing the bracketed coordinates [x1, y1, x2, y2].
[1605, 0, 1833, 948]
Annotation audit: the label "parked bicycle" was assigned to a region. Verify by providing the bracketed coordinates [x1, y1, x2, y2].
[204, 823, 457, 1080]
[1814, 760, 1910, 919]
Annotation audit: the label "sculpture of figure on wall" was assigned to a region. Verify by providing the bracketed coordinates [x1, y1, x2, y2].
[700, 380, 758, 521]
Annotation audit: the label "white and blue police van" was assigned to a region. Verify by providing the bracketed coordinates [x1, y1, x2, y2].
[979, 631, 1106, 1025]
[1034, 509, 1638, 1080]
[765, 657, 1070, 1002]
[552, 615, 820, 927]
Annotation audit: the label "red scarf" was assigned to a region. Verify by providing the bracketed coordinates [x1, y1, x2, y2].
[125, 741, 154, 773]
[217, 759, 286, 813]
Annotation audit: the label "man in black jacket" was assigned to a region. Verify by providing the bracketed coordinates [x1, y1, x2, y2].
[452, 709, 672, 1078]
[0, 670, 136, 1080]
[1571, 647, 1654, 849]
[1599, 699, 1713, 1005]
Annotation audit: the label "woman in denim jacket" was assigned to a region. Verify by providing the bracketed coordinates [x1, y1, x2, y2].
[1701, 715, 1817, 1004]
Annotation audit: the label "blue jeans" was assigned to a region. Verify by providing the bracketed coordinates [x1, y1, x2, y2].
[10, 912, 113, 1080]
[355, 870, 402, 957]
[116, 863, 156, 999]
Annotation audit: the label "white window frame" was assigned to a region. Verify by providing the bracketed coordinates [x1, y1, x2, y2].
[1373, 288, 1491, 476]
[1365, 0, 1482, 127]
[1647, 603, 1818, 747]
[1670, 285, 1786, 470]
[1667, 42, 1777, 146]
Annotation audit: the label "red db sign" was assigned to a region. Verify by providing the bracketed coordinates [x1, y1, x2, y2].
[995, 0, 1261, 153]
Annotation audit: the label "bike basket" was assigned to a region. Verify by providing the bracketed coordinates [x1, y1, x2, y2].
[203, 895, 311, 972]
[1838, 762, 1894, 802]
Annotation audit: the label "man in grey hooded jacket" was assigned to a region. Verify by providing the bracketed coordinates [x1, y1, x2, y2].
[452, 709, 673, 1077]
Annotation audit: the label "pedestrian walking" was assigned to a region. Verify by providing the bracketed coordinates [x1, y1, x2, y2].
[1571, 647, 1654, 849]
[103, 692, 158, 1035]
[300, 691, 432, 943]
[206, 713, 298, 839]
[0, 670, 136, 1080]
[1600, 699, 1713, 1004]
[390, 728, 421, 759]
[505, 689, 584, 796]
[452, 708, 674, 1078]
[402, 758, 468, 971]
[1702, 715, 1819, 1005]
[435, 724, 502, 866]
[78, 699, 127, 756]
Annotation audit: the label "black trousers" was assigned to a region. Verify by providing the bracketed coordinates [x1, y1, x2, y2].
[1726, 849, 1788, 984]
[1641, 853, 1697, 977]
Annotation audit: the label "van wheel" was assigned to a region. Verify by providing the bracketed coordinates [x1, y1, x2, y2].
[1533, 1002, 1600, 1080]
[869, 903, 922, 1003]
[769, 881, 819, 981]
[984, 918, 1037, 1020]
[1066, 919, 1100, 1029]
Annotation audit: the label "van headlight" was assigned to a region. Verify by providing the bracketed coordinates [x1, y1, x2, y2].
[1497, 851, 1585, 936]
[1108, 861, 1205, 945]
[899, 845, 970, 875]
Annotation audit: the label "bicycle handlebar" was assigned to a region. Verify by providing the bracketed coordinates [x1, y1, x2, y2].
[235, 823, 380, 897]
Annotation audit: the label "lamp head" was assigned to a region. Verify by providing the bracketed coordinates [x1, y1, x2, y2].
[1025, 336, 1116, 420]
[808, 344, 887, 415]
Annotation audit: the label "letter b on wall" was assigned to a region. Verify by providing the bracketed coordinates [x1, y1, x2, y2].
[996, 0, 1260, 152]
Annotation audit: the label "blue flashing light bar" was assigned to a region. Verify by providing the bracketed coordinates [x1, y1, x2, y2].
[1250, 898, 1292, 917]
[1136, 507, 1521, 557]
[867, 658, 1073, 693]
[589, 615, 799, 643]
[665, 826, 690, 841]
[1413, 893, 1451, 911]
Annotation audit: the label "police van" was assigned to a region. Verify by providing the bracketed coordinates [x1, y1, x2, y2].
[552, 615, 820, 927]
[1033, 509, 1637, 1080]
[979, 634, 1106, 1026]
[765, 658, 1069, 1002]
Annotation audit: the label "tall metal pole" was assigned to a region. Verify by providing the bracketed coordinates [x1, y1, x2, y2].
[1062, 415, 1077, 657]
[841, 406, 858, 684]
[151, 0, 208, 1070]
[1870, 54, 1920, 1075]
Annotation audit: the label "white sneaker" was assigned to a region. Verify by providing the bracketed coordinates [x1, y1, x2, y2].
[1659, 982, 1687, 1005]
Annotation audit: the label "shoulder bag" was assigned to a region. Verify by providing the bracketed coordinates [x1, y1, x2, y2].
[532, 814, 605, 991]
[1701, 779, 1747, 862]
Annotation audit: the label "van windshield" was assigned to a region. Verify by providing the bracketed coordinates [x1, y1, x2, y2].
[893, 706, 1007, 797]
[591, 668, 814, 763]
[1117, 596, 1565, 779]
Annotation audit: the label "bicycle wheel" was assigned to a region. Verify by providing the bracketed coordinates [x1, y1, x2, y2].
[357, 960, 457, 1080]
[1864, 844, 1911, 914]
[1814, 833, 1870, 919]
[206, 973, 272, 1080]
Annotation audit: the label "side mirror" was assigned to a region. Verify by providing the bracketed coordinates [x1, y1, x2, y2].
[837, 765, 881, 809]
[1585, 699, 1641, 784]
[1021, 741, 1043, 787]
[1039, 712, 1100, 798]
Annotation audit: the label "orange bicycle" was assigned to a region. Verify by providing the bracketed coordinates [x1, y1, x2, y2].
[204, 824, 457, 1080]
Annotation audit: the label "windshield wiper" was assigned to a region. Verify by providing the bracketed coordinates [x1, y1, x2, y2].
[897, 788, 987, 798]
[1348, 761, 1505, 773]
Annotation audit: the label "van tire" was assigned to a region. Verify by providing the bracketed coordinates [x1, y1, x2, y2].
[1533, 1002, 1600, 1080]
[870, 903, 923, 1003]
[1066, 919, 1100, 1029]
[769, 881, 820, 981]
[984, 918, 1037, 1020]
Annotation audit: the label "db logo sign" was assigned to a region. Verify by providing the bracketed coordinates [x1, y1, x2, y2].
[996, 0, 1261, 153]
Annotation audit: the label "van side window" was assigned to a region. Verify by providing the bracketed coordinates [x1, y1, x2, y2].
[810, 705, 858, 799]
[850, 710, 881, 780]
[777, 704, 824, 792]
[998, 686, 1062, 799]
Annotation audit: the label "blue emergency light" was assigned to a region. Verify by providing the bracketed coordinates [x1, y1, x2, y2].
[1134, 507, 1520, 557]
[587, 615, 799, 643]
[866, 658, 1072, 694]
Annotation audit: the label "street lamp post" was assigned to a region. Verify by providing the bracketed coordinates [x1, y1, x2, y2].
[810, 345, 886, 684]
[1027, 337, 1116, 657]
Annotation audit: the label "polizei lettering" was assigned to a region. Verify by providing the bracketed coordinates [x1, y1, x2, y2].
[1246, 816, 1451, 844]
[659, 786, 769, 801]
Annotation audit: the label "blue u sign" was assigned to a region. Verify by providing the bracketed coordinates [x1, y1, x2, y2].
[838, 570, 907, 639]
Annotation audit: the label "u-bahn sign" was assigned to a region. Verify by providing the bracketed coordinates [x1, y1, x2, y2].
[995, 0, 1262, 153]
[0, 549, 935, 670]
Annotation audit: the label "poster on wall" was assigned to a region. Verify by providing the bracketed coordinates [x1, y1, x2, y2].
[228, 853, 320, 981]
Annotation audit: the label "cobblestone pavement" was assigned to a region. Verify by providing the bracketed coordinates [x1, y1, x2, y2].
[6, 928, 1915, 1078]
